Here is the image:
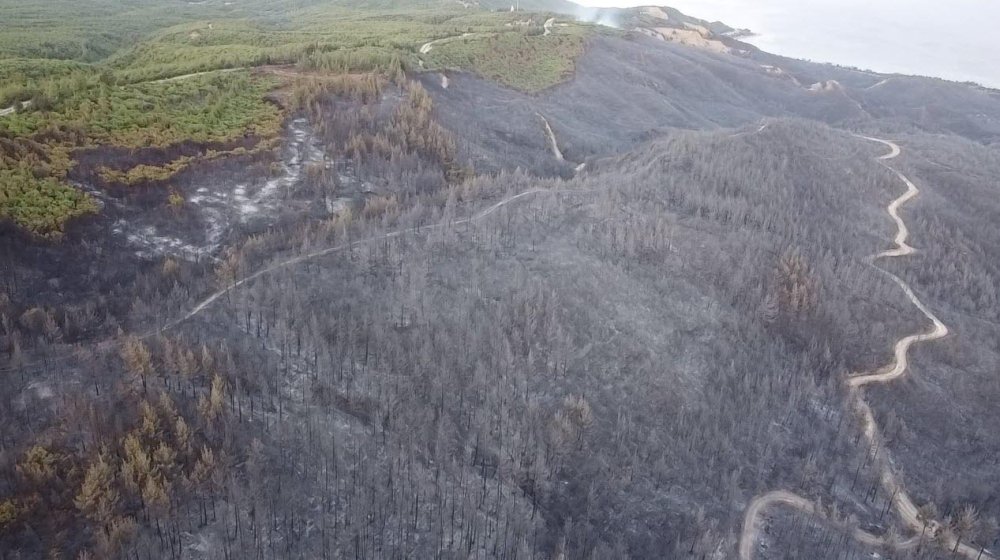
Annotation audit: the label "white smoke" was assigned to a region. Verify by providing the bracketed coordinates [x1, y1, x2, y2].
[570, 6, 623, 29]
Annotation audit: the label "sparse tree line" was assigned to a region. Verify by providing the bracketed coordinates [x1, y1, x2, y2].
[0, 335, 233, 558]
[294, 75, 471, 191]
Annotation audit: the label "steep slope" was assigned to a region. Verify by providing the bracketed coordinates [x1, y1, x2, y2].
[424, 32, 1000, 178]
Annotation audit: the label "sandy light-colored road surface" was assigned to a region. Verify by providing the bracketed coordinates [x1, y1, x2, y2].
[1, 100, 31, 117]
[419, 32, 473, 55]
[866, 78, 893, 90]
[739, 491, 920, 559]
[537, 113, 565, 162]
[739, 136, 994, 560]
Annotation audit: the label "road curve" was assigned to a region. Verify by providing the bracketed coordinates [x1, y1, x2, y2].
[847, 136, 948, 387]
[419, 33, 473, 55]
[739, 492, 815, 560]
[739, 136, 993, 559]
[847, 271, 948, 387]
[739, 491, 920, 559]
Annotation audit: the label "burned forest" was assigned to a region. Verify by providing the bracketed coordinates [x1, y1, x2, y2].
[1, 1, 1000, 559]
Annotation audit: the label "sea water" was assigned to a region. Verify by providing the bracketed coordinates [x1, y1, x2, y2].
[579, 0, 1000, 88]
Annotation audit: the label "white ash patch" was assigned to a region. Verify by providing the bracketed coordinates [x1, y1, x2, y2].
[106, 117, 327, 261]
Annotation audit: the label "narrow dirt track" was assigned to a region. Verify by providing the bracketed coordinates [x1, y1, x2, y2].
[419, 33, 473, 55]
[537, 113, 565, 161]
[728, 121, 770, 139]
[739, 136, 993, 560]
[739, 491, 920, 559]
[5, 190, 556, 373]
[148, 67, 245, 84]
[152, 187, 553, 335]
[1, 100, 31, 117]
[537, 112, 589, 176]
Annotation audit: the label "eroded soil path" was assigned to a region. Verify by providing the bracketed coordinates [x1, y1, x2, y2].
[538, 112, 594, 175]
[537, 113, 565, 162]
[739, 136, 993, 559]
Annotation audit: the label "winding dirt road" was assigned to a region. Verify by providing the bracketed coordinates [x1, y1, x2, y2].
[739, 136, 993, 560]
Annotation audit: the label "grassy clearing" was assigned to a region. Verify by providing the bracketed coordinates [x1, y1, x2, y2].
[425, 24, 589, 92]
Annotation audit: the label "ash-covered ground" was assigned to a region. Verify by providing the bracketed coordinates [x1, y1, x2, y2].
[3, 22, 1000, 560]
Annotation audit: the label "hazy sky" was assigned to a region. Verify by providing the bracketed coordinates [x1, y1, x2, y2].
[573, 0, 1000, 87]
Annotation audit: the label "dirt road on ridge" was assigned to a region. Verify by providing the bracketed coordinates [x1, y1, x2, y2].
[739, 136, 993, 560]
